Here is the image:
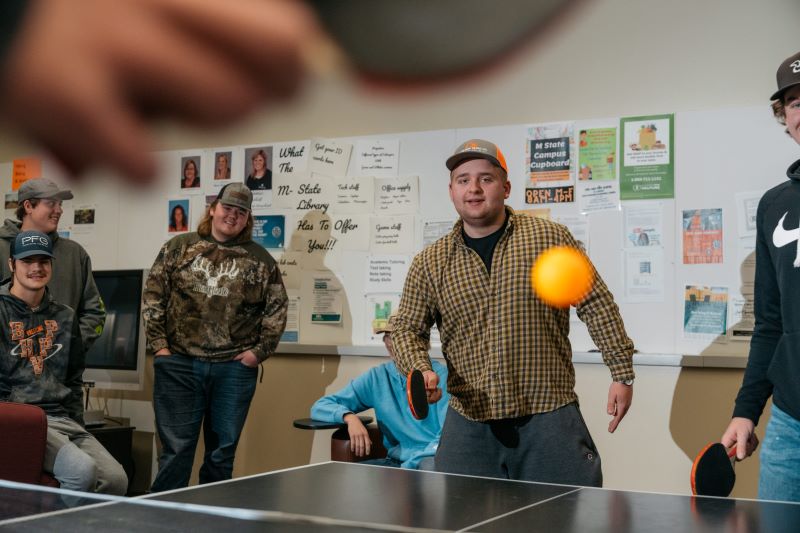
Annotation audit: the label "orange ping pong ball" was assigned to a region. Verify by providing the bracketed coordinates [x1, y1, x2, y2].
[530, 246, 594, 308]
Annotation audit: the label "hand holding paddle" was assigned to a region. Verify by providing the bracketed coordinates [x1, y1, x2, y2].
[691, 443, 737, 497]
[720, 417, 759, 461]
[423, 370, 442, 404]
[406, 369, 442, 420]
[691, 417, 760, 497]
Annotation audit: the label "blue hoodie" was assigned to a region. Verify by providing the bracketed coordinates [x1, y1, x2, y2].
[311, 359, 448, 469]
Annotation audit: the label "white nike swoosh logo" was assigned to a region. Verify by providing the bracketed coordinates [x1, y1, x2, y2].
[773, 212, 800, 247]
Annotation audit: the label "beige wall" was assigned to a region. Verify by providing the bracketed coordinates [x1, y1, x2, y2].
[1, 0, 797, 159]
[8, 0, 798, 497]
[99, 355, 764, 497]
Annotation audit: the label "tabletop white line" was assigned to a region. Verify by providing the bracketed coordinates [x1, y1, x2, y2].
[455, 488, 584, 532]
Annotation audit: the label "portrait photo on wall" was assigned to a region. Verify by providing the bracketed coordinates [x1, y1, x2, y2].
[243, 146, 273, 191]
[180, 155, 201, 190]
[213, 150, 233, 181]
[168, 199, 190, 234]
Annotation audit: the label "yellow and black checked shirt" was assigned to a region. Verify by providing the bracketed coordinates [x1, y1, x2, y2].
[392, 207, 635, 422]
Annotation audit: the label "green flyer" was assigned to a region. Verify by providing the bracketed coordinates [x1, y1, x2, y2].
[619, 114, 674, 199]
[577, 127, 616, 181]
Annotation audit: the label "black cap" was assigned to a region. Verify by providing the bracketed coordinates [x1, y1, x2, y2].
[771, 51, 800, 101]
[11, 231, 55, 260]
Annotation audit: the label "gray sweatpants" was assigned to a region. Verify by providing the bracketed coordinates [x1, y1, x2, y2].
[435, 403, 602, 486]
[45, 416, 128, 495]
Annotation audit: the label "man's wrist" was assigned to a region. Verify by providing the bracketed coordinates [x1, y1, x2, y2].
[615, 378, 634, 386]
[250, 346, 267, 362]
[150, 338, 169, 352]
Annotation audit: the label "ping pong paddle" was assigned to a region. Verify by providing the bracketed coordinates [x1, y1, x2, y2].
[406, 369, 429, 420]
[691, 442, 737, 497]
[306, 0, 580, 83]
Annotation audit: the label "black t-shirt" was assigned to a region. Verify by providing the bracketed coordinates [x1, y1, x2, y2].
[462, 215, 508, 275]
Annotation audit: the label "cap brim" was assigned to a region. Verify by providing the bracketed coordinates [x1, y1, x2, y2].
[446, 153, 502, 172]
[21, 190, 74, 202]
[220, 201, 251, 211]
[770, 81, 800, 101]
[13, 251, 55, 260]
[54, 191, 74, 200]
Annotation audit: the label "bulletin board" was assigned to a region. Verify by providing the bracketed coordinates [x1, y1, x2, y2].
[1, 105, 796, 358]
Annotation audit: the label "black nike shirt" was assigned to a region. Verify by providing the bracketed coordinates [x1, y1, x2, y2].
[734, 158, 800, 424]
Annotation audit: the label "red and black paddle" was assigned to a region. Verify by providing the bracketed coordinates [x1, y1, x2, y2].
[691, 442, 737, 497]
[406, 369, 429, 420]
[307, 0, 581, 85]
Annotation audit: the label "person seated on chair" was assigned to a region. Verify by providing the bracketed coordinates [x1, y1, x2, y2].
[0, 231, 128, 495]
[311, 314, 448, 470]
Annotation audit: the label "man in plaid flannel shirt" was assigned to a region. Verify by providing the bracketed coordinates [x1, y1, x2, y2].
[392, 139, 635, 485]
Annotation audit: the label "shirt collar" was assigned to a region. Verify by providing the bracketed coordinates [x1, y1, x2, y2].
[452, 206, 516, 246]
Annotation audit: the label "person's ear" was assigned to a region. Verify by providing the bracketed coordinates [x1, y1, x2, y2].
[7, 258, 14, 273]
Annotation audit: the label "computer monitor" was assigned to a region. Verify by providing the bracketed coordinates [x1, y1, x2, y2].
[82, 269, 146, 390]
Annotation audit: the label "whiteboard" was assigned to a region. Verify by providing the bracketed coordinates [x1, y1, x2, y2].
[1, 105, 796, 357]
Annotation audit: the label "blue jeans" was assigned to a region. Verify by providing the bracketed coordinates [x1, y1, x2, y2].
[151, 354, 257, 492]
[758, 404, 800, 502]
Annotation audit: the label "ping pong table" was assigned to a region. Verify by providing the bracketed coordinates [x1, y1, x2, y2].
[1, 461, 798, 532]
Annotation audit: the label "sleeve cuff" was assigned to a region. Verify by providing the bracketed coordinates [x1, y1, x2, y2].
[610, 369, 635, 383]
[150, 338, 169, 352]
[414, 361, 433, 373]
[732, 405, 761, 426]
[252, 347, 268, 362]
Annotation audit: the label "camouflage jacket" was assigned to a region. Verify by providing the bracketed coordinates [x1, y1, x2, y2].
[142, 232, 287, 362]
[0, 283, 85, 424]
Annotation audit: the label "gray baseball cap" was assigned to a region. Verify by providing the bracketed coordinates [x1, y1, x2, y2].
[217, 182, 252, 211]
[446, 139, 509, 173]
[771, 51, 800, 101]
[18, 178, 74, 203]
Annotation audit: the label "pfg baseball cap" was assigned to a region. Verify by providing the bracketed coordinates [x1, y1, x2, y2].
[770, 51, 800, 101]
[446, 139, 508, 173]
[11, 231, 55, 260]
